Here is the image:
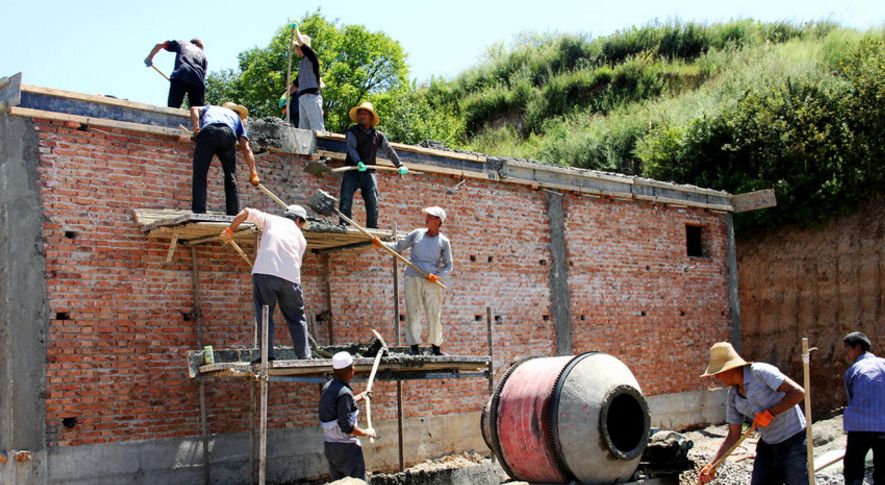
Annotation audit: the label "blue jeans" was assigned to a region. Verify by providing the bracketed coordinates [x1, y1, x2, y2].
[252, 274, 310, 359]
[751, 430, 809, 485]
[339, 171, 379, 228]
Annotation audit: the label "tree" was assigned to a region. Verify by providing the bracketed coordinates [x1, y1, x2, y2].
[206, 11, 408, 131]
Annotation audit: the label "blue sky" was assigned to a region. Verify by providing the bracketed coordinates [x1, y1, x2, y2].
[2, 0, 882, 107]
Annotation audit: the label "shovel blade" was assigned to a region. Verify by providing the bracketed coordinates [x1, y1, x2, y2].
[305, 160, 332, 177]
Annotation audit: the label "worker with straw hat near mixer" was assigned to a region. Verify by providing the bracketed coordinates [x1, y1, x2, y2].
[698, 342, 808, 484]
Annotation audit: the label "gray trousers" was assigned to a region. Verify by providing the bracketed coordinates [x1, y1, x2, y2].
[252, 273, 310, 359]
[298, 93, 325, 131]
[324, 441, 366, 481]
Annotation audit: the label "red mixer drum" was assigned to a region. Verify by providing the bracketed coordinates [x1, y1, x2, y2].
[481, 352, 650, 484]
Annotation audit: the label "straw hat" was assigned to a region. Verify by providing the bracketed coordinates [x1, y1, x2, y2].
[222, 102, 249, 120]
[700, 342, 749, 377]
[294, 31, 311, 48]
[349, 101, 380, 128]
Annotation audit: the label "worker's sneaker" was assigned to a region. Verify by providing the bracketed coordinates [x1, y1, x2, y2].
[410, 345, 420, 355]
[431, 345, 446, 356]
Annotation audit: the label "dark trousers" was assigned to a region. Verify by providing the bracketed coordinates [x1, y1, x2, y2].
[750, 430, 809, 485]
[192, 124, 240, 216]
[252, 273, 310, 359]
[844, 431, 885, 485]
[167, 79, 205, 108]
[324, 442, 366, 481]
[339, 171, 379, 228]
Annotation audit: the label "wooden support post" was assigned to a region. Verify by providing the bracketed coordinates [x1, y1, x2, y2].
[259, 305, 269, 485]
[486, 306, 496, 464]
[166, 230, 179, 262]
[190, 246, 211, 485]
[392, 223, 405, 471]
[802, 338, 815, 485]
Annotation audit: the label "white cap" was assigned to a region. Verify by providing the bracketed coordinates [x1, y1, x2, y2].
[285, 204, 307, 220]
[422, 206, 446, 223]
[331, 351, 353, 370]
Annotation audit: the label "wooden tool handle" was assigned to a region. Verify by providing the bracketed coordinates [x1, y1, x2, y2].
[709, 424, 756, 470]
[333, 209, 447, 289]
[256, 183, 289, 209]
[151, 65, 170, 81]
[226, 239, 253, 267]
[365, 328, 388, 444]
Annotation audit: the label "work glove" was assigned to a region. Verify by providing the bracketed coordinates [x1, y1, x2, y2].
[355, 390, 373, 401]
[397, 166, 409, 176]
[144, 57, 152, 67]
[698, 464, 716, 484]
[371, 237, 383, 249]
[365, 427, 377, 439]
[220, 227, 235, 243]
[357, 161, 367, 172]
[249, 171, 260, 187]
[753, 410, 774, 428]
[426, 273, 440, 284]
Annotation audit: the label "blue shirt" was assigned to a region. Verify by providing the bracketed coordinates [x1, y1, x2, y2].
[165, 40, 207, 87]
[393, 229, 453, 279]
[198, 106, 248, 139]
[726, 363, 806, 444]
[844, 352, 885, 432]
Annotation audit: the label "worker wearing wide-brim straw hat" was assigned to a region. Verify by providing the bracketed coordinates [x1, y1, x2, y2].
[292, 29, 325, 131]
[339, 101, 409, 229]
[698, 342, 809, 485]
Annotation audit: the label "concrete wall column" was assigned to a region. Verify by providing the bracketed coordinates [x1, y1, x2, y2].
[0, 115, 49, 484]
[545, 191, 572, 355]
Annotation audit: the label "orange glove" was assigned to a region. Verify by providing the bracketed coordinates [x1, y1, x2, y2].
[220, 227, 234, 243]
[371, 236, 383, 248]
[754, 409, 774, 428]
[698, 464, 717, 484]
[249, 171, 260, 187]
[426, 273, 439, 284]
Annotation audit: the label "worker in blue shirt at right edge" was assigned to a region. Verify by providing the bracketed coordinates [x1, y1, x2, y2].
[841, 331, 885, 485]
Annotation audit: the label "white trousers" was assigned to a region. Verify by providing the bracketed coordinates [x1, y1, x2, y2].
[404, 275, 444, 346]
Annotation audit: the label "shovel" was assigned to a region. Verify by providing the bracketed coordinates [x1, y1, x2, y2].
[307, 190, 446, 289]
[697, 423, 757, 484]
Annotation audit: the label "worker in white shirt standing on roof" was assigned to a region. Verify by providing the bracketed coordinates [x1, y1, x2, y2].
[221, 205, 311, 361]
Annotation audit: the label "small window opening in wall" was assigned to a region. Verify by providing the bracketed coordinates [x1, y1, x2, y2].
[56, 312, 70, 320]
[487, 256, 493, 263]
[474, 315, 482, 321]
[64, 230, 78, 239]
[542, 315, 550, 321]
[469, 255, 477, 262]
[494, 315, 502, 322]
[686, 225, 703, 257]
[62, 417, 77, 429]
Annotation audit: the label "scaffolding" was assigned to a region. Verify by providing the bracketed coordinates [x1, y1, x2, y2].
[135, 210, 494, 484]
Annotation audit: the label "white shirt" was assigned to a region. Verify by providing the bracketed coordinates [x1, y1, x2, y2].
[246, 209, 306, 284]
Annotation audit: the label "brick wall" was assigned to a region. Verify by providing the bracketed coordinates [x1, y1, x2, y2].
[30, 118, 731, 448]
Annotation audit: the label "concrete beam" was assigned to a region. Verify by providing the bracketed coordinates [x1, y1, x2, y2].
[0, 114, 49, 484]
[545, 192, 572, 355]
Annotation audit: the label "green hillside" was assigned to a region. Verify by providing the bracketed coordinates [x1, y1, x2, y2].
[381, 20, 884, 229]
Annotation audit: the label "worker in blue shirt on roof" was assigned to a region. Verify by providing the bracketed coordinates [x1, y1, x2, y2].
[144, 38, 207, 108]
[188, 102, 259, 216]
[842, 331, 885, 485]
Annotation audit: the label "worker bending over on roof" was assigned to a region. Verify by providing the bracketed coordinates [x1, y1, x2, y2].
[375, 207, 452, 356]
[145, 38, 207, 108]
[189, 102, 259, 216]
[221, 205, 311, 361]
[699, 342, 808, 485]
[841, 331, 885, 485]
[319, 352, 376, 481]
[341, 101, 408, 229]
[292, 30, 324, 131]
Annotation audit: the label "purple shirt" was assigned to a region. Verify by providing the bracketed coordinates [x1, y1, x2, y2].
[843, 352, 885, 432]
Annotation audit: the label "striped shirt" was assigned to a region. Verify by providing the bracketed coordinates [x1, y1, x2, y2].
[726, 363, 806, 444]
[844, 352, 885, 432]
